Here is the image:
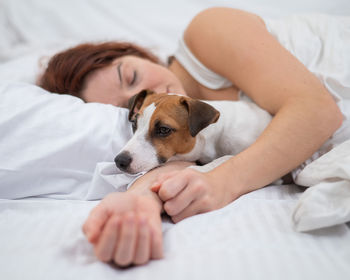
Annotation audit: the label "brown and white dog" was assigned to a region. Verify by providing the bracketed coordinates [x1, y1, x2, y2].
[114, 90, 272, 175]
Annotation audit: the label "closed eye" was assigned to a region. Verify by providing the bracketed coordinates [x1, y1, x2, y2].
[130, 71, 137, 86]
[117, 62, 123, 87]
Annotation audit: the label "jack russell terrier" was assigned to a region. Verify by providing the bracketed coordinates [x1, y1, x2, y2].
[114, 90, 274, 177]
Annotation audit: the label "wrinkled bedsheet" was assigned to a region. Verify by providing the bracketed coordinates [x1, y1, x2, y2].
[1, 185, 349, 280]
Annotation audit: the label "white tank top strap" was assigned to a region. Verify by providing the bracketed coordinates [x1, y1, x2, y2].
[174, 37, 233, 90]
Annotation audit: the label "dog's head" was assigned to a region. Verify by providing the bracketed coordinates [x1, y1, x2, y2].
[114, 90, 220, 174]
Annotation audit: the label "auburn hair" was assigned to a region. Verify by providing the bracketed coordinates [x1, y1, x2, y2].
[39, 42, 161, 97]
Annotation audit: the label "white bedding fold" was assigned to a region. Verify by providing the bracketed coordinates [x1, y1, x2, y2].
[293, 140, 350, 231]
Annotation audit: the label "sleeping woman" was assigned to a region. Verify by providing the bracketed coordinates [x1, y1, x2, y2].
[38, 8, 349, 266]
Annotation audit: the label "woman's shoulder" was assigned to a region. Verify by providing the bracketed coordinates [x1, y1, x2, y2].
[183, 7, 268, 60]
[184, 7, 266, 45]
[188, 7, 264, 25]
[182, 8, 270, 85]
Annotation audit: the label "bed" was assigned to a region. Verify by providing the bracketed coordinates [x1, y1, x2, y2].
[1, 0, 350, 279]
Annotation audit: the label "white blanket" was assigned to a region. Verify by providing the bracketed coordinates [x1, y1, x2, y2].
[293, 140, 350, 231]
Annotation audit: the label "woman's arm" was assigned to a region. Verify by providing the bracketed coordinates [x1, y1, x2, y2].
[185, 7, 342, 189]
[82, 161, 192, 266]
[154, 8, 343, 222]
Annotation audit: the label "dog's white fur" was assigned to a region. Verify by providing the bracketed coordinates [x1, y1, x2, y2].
[118, 103, 159, 173]
[171, 100, 271, 163]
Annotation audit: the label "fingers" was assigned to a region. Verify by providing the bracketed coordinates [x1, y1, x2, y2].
[133, 216, 151, 265]
[150, 223, 163, 260]
[82, 204, 111, 244]
[150, 183, 161, 193]
[94, 216, 120, 262]
[150, 170, 179, 193]
[92, 212, 163, 267]
[114, 213, 138, 266]
[156, 171, 189, 201]
[163, 184, 198, 216]
[114, 213, 163, 266]
[160, 170, 207, 217]
[171, 199, 208, 223]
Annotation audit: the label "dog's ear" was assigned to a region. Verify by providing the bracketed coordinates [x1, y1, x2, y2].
[180, 98, 220, 137]
[128, 89, 155, 121]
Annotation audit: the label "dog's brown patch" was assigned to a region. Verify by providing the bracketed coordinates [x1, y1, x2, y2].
[142, 94, 196, 160]
[135, 92, 219, 162]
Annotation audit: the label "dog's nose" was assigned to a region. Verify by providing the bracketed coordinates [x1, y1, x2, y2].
[114, 152, 132, 171]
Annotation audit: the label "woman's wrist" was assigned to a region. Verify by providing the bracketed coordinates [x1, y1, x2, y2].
[127, 181, 164, 214]
[127, 161, 195, 214]
[208, 155, 260, 202]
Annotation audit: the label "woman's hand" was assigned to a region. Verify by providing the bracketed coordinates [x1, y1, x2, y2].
[151, 168, 237, 223]
[82, 191, 163, 266]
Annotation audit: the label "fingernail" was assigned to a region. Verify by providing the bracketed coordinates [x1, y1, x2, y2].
[151, 183, 161, 192]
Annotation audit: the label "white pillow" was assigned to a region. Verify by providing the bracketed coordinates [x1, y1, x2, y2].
[0, 81, 135, 200]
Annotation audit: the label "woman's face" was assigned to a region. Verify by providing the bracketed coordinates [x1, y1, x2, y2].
[81, 55, 186, 107]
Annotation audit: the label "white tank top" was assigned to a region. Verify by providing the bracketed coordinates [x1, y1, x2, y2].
[174, 36, 232, 90]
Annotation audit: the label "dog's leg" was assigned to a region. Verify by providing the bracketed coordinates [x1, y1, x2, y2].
[189, 155, 233, 173]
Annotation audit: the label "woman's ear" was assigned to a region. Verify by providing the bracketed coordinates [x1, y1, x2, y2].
[128, 89, 155, 121]
[180, 97, 220, 137]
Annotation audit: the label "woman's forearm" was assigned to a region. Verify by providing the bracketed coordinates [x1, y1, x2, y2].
[127, 161, 194, 213]
[214, 94, 343, 198]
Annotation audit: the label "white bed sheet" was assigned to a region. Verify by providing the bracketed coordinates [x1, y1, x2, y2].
[1, 0, 350, 279]
[1, 186, 349, 280]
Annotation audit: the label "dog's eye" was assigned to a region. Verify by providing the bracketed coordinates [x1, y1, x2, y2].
[156, 125, 173, 137]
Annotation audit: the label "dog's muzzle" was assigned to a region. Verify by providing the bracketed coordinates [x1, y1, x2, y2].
[114, 151, 132, 172]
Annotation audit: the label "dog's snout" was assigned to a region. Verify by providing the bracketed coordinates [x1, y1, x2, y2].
[114, 152, 132, 171]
